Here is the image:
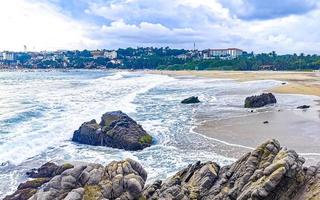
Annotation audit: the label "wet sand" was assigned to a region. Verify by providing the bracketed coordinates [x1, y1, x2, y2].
[194, 108, 320, 164]
[146, 70, 320, 96]
[144, 70, 320, 165]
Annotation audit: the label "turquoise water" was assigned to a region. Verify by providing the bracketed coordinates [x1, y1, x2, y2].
[0, 69, 316, 198]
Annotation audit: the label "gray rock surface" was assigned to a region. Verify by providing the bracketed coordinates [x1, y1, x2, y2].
[143, 139, 320, 200]
[5, 159, 147, 200]
[5, 140, 320, 200]
[244, 93, 277, 108]
[72, 111, 153, 150]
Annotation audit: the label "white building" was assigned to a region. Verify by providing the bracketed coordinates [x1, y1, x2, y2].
[2, 52, 15, 61]
[203, 48, 243, 59]
[104, 51, 117, 60]
[176, 54, 187, 59]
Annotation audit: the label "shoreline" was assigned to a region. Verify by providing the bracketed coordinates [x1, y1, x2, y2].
[193, 109, 320, 165]
[144, 70, 320, 97]
[144, 70, 320, 165]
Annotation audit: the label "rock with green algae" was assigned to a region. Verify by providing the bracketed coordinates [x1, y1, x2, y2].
[142, 139, 320, 200]
[5, 140, 320, 200]
[4, 162, 73, 200]
[72, 111, 153, 151]
[6, 158, 147, 200]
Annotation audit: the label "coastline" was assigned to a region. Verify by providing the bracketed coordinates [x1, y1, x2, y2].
[144, 70, 320, 165]
[144, 70, 320, 97]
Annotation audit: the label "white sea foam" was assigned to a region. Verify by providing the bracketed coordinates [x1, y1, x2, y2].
[0, 70, 318, 198]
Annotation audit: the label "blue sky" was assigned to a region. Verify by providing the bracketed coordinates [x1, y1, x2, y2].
[0, 0, 320, 54]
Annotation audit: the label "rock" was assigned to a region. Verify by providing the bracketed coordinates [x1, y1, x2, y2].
[3, 188, 37, 200]
[4, 163, 74, 200]
[297, 105, 310, 109]
[17, 178, 50, 190]
[142, 139, 320, 200]
[26, 162, 74, 178]
[245, 93, 277, 108]
[72, 111, 153, 151]
[181, 96, 200, 104]
[6, 140, 320, 200]
[263, 121, 269, 124]
[6, 158, 147, 200]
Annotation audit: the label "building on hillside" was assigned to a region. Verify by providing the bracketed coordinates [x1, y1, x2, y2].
[2, 51, 16, 61]
[176, 54, 187, 59]
[104, 50, 117, 60]
[203, 48, 243, 59]
[91, 50, 104, 59]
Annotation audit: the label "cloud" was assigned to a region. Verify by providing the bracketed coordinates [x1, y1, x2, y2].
[85, 0, 320, 54]
[0, 0, 99, 51]
[86, 0, 230, 28]
[220, 0, 318, 20]
[1, 0, 320, 54]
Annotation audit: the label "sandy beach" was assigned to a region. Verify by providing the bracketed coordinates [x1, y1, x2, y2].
[194, 109, 320, 164]
[145, 70, 320, 164]
[146, 70, 320, 96]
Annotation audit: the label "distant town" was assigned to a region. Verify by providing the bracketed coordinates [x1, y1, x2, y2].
[0, 47, 319, 71]
[0, 47, 244, 68]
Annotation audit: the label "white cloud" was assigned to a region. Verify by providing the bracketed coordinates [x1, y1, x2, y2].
[85, 0, 320, 54]
[1, 0, 320, 54]
[0, 0, 98, 51]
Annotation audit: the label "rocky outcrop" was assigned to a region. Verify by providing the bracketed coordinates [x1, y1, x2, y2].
[72, 111, 153, 151]
[181, 96, 200, 104]
[143, 139, 320, 200]
[297, 105, 310, 109]
[5, 159, 147, 200]
[245, 93, 277, 108]
[6, 140, 320, 200]
[4, 163, 73, 200]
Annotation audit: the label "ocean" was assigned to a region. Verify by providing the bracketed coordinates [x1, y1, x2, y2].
[0, 69, 318, 198]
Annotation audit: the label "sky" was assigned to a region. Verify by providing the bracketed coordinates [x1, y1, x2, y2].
[0, 0, 319, 54]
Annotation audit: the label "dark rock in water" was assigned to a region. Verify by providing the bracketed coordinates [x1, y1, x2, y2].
[263, 121, 269, 124]
[72, 111, 152, 151]
[5, 159, 147, 200]
[245, 93, 277, 108]
[6, 140, 320, 200]
[181, 96, 200, 104]
[297, 105, 310, 109]
[282, 82, 286, 85]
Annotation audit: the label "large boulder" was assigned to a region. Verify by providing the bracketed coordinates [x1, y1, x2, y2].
[72, 111, 152, 151]
[181, 96, 200, 104]
[5, 159, 147, 200]
[245, 93, 277, 108]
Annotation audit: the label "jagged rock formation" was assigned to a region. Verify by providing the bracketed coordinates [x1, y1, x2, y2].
[181, 96, 200, 104]
[5, 159, 147, 200]
[143, 139, 320, 200]
[244, 93, 277, 108]
[4, 162, 74, 200]
[5, 140, 320, 200]
[72, 111, 153, 151]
